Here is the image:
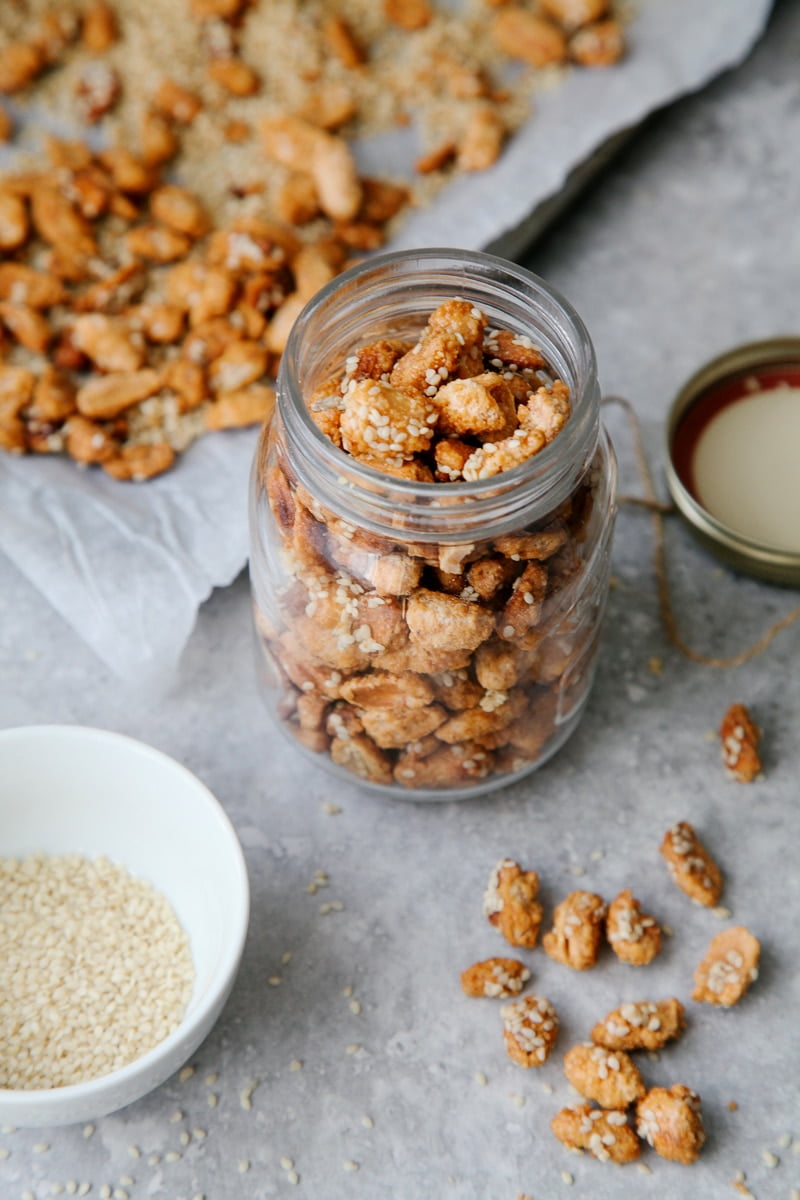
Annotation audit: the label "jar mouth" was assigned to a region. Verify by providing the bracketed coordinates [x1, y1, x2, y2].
[278, 248, 600, 541]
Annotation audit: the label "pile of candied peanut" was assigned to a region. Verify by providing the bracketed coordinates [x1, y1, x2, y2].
[259, 298, 607, 791]
[461, 821, 761, 1168]
[0, 134, 370, 478]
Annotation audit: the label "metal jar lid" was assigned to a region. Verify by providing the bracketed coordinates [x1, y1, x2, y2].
[665, 337, 800, 586]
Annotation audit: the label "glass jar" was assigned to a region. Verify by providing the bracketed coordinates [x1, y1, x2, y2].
[249, 249, 616, 800]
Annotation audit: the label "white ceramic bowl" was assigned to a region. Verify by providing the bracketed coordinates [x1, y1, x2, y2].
[0, 725, 250, 1127]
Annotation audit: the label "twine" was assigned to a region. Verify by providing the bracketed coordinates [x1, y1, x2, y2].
[602, 394, 800, 668]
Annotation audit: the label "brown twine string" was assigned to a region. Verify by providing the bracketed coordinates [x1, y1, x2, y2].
[601, 394, 800, 668]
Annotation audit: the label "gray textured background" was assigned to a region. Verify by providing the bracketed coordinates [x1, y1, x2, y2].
[2, 3, 799, 1197]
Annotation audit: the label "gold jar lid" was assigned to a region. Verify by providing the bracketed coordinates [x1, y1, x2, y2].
[665, 337, 800, 586]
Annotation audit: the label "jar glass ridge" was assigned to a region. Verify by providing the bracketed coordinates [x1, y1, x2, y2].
[249, 249, 616, 800]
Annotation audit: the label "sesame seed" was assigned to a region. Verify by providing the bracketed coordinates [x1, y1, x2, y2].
[560, 1170, 574, 1184]
[0, 1149, 8, 1160]
[280, 1157, 294, 1170]
[178, 1065, 195, 1083]
[207, 1093, 218, 1108]
[287, 1171, 299, 1185]
[100, 1188, 112, 1200]
[205, 1072, 218, 1085]
[165, 1152, 181, 1163]
[349, 999, 361, 1015]
[33, 1143, 49, 1153]
[635, 1162, 652, 1174]
[169, 1111, 183, 1124]
[268, 976, 282, 986]
[777, 1133, 792, 1149]
[289, 1059, 303, 1071]
[343, 1161, 359, 1173]
[474, 1071, 488, 1086]
[281, 951, 293, 965]
[119, 1178, 134, 1188]
[361, 1115, 374, 1129]
[179, 1131, 190, 1147]
[238, 1160, 250, 1173]
[193, 1128, 206, 1140]
[322, 802, 342, 814]
[761, 1150, 779, 1168]
[346, 1043, 361, 1054]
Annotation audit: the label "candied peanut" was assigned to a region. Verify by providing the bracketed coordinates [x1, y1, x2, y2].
[563, 1043, 645, 1109]
[75, 61, 120, 123]
[149, 185, 209, 238]
[330, 732, 393, 784]
[292, 244, 337, 302]
[0, 263, 63, 308]
[473, 641, 521, 692]
[570, 19, 624, 66]
[126, 223, 192, 263]
[0, 410, 26, 453]
[0, 303, 50, 353]
[274, 172, 320, 226]
[457, 104, 506, 172]
[207, 57, 260, 96]
[324, 15, 364, 67]
[497, 562, 548, 641]
[692, 926, 760, 1008]
[31, 187, 95, 256]
[71, 314, 144, 372]
[152, 78, 201, 124]
[415, 140, 457, 175]
[483, 858, 543, 949]
[32, 10, 79, 63]
[551, 1105, 641, 1165]
[484, 327, 548, 371]
[384, 0, 432, 30]
[501, 994, 558, 1067]
[660, 821, 723, 907]
[359, 178, 410, 225]
[463, 427, 547, 481]
[360, 704, 448, 748]
[636, 1085, 705, 1164]
[367, 553, 422, 597]
[64, 414, 118, 464]
[265, 295, 305, 355]
[430, 669, 483, 711]
[543, 890, 606, 970]
[591, 999, 686, 1053]
[76, 369, 161, 419]
[606, 889, 662, 966]
[406, 588, 494, 653]
[29, 368, 76, 423]
[140, 111, 179, 167]
[0, 108, 12, 142]
[393, 741, 490, 788]
[162, 358, 206, 411]
[434, 373, 514, 438]
[519, 379, 571, 442]
[466, 557, 517, 601]
[0, 191, 29, 250]
[493, 527, 568, 561]
[132, 303, 184, 344]
[492, 8, 567, 66]
[340, 379, 437, 462]
[99, 147, 157, 193]
[82, 1, 118, 51]
[103, 441, 175, 481]
[0, 365, 36, 414]
[719, 702, 761, 782]
[540, 0, 609, 30]
[461, 957, 530, 999]
[260, 115, 362, 222]
[205, 385, 275, 430]
[339, 671, 435, 710]
[0, 42, 44, 94]
[208, 341, 268, 392]
[436, 689, 526, 745]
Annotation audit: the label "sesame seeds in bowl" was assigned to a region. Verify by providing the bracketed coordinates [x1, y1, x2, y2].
[0, 725, 250, 1127]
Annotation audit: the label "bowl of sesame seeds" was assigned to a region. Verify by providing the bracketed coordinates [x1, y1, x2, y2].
[0, 725, 250, 1127]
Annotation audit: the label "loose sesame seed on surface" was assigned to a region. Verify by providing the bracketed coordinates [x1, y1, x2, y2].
[343, 1160, 360, 1172]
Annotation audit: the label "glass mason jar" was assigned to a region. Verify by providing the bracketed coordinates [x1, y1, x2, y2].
[249, 249, 616, 800]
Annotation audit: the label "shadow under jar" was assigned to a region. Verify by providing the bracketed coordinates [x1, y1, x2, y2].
[249, 249, 616, 800]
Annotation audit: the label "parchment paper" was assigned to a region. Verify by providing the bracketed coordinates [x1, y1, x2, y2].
[0, 0, 773, 683]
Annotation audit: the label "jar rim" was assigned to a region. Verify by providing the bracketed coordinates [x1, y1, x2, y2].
[278, 248, 600, 539]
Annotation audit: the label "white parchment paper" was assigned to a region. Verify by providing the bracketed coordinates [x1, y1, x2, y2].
[0, 0, 773, 682]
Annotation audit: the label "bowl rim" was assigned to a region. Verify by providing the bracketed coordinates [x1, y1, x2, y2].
[0, 723, 250, 1111]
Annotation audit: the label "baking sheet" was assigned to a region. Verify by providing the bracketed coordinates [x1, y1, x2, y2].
[0, 0, 773, 683]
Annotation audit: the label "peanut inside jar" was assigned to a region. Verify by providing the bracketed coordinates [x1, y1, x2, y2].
[255, 297, 609, 793]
